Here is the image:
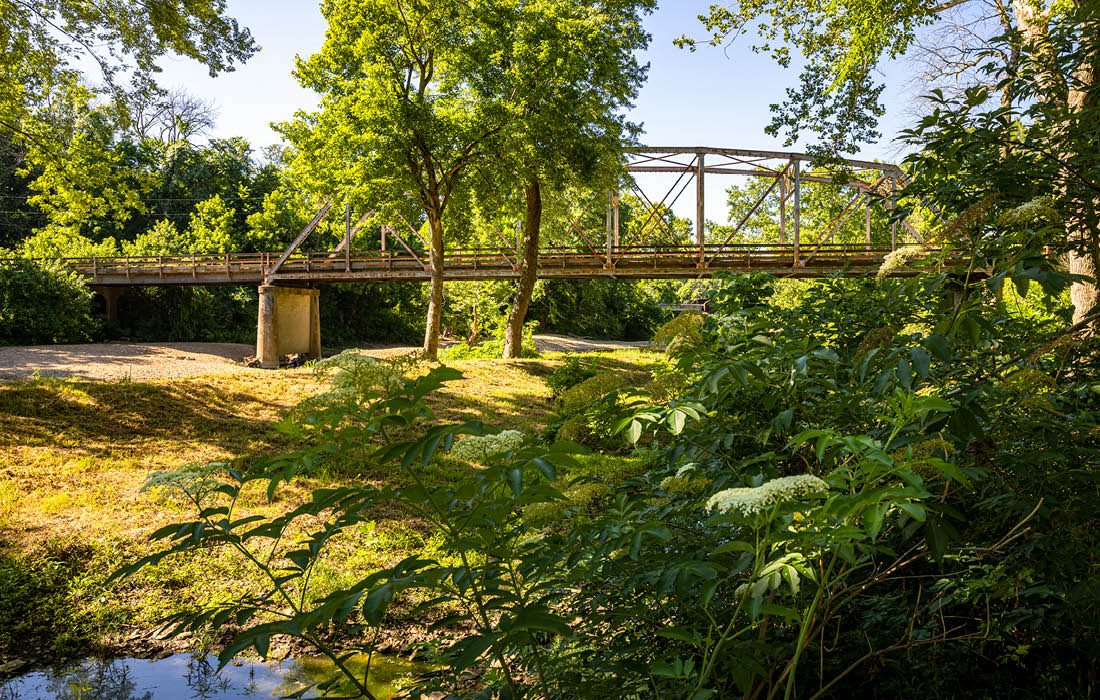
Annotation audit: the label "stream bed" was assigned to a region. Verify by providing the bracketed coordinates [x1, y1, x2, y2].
[0, 653, 429, 699]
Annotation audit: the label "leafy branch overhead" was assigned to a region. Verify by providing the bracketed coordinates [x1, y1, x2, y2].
[1, 0, 256, 143]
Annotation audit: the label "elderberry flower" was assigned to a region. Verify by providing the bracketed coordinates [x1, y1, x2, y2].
[706, 474, 829, 516]
[449, 430, 525, 463]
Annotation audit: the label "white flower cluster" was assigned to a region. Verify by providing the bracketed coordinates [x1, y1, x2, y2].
[449, 430, 526, 463]
[877, 246, 928, 279]
[706, 474, 829, 516]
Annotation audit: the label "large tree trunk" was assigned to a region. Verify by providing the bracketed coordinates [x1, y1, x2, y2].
[502, 177, 542, 359]
[1013, 0, 1099, 324]
[423, 211, 445, 358]
[1066, 27, 1100, 324]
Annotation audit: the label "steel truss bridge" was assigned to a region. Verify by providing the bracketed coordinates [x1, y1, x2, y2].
[45, 147, 941, 288]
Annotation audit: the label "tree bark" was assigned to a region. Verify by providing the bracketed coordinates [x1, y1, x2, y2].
[1013, 0, 1099, 324]
[502, 177, 542, 359]
[423, 210, 445, 358]
[1065, 26, 1100, 324]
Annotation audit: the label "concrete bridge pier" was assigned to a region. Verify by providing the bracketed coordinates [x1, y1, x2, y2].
[92, 286, 123, 324]
[256, 285, 321, 369]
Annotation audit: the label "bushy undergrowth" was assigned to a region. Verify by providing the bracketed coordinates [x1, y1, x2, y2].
[544, 356, 597, 397]
[117, 269, 1099, 699]
[438, 321, 541, 360]
[651, 310, 704, 351]
[0, 258, 96, 345]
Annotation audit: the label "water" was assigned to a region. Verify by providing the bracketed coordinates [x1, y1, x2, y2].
[0, 653, 428, 700]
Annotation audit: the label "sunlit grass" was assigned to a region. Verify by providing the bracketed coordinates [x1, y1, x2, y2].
[0, 350, 659, 661]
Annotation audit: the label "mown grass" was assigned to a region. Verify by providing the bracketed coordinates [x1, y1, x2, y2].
[0, 350, 661, 663]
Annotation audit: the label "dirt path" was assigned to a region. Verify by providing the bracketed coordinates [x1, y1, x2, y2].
[0, 335, 649, 382]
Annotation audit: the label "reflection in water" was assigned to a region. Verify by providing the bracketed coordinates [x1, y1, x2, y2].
[0, 653, 426, 699]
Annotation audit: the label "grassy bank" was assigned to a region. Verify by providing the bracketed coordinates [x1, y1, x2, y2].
[0, 350, 660, 665]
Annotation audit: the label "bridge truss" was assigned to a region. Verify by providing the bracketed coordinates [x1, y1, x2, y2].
[46, 147, 934, 287]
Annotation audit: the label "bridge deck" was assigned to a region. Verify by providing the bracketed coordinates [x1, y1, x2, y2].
[44, 244, 924, 287]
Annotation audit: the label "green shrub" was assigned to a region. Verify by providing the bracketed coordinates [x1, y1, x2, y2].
[651, 310, 704, 351]
[439, 321, 540, 360]
[554, 372, 630, 450]
[529, 278, 668, 340]
[559, 372, 627, 415]
[0, 257, 97, 344]
[544, 356, 597, 397]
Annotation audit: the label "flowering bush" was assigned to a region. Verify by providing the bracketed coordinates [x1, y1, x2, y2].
[705, 474, 829, 516]
[448, 429, 525, 463]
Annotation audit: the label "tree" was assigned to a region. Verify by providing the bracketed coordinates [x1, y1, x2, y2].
[282, 0, 509, 358]
[685, 1, 1100, 324]
[1, 0, 255, 148]
[21, 88, 154, 245]
[493, 0, 655, 358]
[128, 88, 218, 144]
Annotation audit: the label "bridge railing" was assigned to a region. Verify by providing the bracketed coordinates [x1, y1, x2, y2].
[40, 242, 919, 284]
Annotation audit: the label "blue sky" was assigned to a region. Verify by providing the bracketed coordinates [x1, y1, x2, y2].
[152, 0, 917, 222]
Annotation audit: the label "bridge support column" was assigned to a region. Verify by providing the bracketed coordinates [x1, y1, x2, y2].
[256, 285, 321, 369]
[93, 286, 123, 324]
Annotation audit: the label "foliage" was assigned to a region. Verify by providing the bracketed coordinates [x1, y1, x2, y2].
[18, 228, 119, 259]
[0, 257, 95, 344]
[1, 0, 255, 151]
[0, 539, 124, 658]
[439, 322, 541, 361]
[21, 94, 154, 243]
[544, 357, 598, 398]
[722, 177, 895, 245]
[652, 311, 705, 352]
[529, 278, 669, 340]
[551, 372, 633, 451]
[111, 249, 1100, 698]
[678, 0, 939, 151]
[112, 286, 257, 343]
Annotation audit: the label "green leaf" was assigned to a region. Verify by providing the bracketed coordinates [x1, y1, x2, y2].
[448, 633, 503, 671]
[506, 468, 523, 496]
[668, 409, 688, 435]
[924, 334, 952, 361]
[897, 358, 912, 389]
[897, 502, 926, 522]
[864, 502, 888, 540]
[909, 346, 931, 378]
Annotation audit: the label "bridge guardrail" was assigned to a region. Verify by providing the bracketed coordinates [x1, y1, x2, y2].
[11, 243, 942, 286]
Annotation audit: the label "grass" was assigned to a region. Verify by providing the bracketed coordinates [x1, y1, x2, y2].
[0, 349, 662, 664]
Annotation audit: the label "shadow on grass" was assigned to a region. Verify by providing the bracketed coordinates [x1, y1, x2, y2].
[0, 380, 295, 454]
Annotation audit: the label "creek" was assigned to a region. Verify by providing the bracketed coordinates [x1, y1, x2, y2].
[0, 653, 428, 699]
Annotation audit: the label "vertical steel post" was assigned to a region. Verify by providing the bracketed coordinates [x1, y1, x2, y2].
[778, 175, 787, 245]
[696, 153, 706, 259]
[606, 190, 614, 266]
[612, 191, 621, 248]
[865, 204, 872, 251]
[792, 159, 802, 266]
[344, 202, 352, 272]
[890, 176, 899, 250]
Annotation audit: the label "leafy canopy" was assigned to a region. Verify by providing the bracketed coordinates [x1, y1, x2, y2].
[1, 0, 256, 143]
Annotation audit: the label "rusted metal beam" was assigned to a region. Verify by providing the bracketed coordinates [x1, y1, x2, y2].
[269, 199, 332, 279]
[627, 147, 902, 174]
[696, 152, 706, 254]
[383, 225, 428, 271]
[793, 160, 802, 266]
